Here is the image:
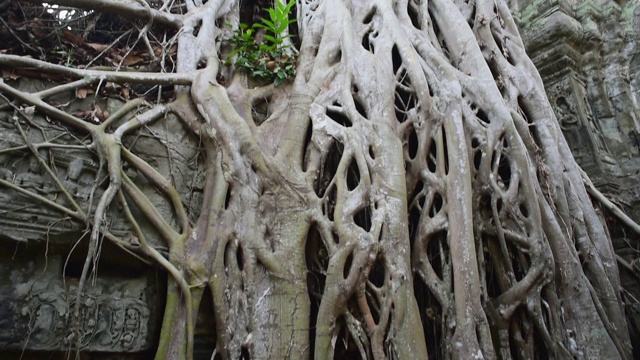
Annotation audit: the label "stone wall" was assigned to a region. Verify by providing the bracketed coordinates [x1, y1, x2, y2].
[0, 78, 203, 358]
[511, 0, 640, 349]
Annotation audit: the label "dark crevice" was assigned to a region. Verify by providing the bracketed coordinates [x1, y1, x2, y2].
[343, 252, 354, 279]
[410, 181, 424, 203]
[408, 126, 419, 159]
[326, 186, 337, 221]
[394, 88, 416, 123]
[497, 155, 511, 188]
[362, 29, 375, 53]
[224, 184, 231, 209]
[427, 138, 437, 173]
[426, 231, 447, 280]
[329, 48, 342, 66]
[194, 289, 216, 360]
[409, 206, 421, 250]
[442, 127, 449, 175]
[353, 95, 367, 119]
[302, 119, 313, 172]
[288, 0, 301, 50]
[346, 158, 360, 191]
[363, 7, 376, 24]
[240, 346, 251, 360]
[483, 234, 502, 298]
[223, 241, 231, 274]
[518, 95, 533, 124]
[474, 150, 482, 171]
[366, 291, 381, 325]
[429, 193, 443, 218]
[368, 256, 386, 288]
[468, 4, 477, 28]
[472, 103, 490, 125]
[305, 224, 327, 360]
[509, 242, 530, 282]
[392, 44, 402, 75]
[407, 1, 421, 29]
[333, 319, 362, 359]
[251, 96, 271, 126]
[317, 139, 343, 197]
[327, 108, 352, 127]
[354, 205, 372, 232]
[236, 245, 244, 271]
[520, 202, 529, 217]
[413, 276, 443, 360]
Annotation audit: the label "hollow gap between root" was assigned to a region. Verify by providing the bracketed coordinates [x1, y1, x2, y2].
[195, 289, 217, 360]
[362, 29, 375, 53]
[408, 126, 419, 159]
[305, 224, 327, 358]
[327, 108, 352, 127]
[392, 44, 402, 74]
[368, 255, 386, 288]
[427, 138, 437, 172]
[426, 231, 447, 280]
[482, 233, 502, 298]
[346, 157, 360, 191]
[407, 1, 421, 29]
[302, 119, 313, 172]
[429, 193, 443, 218]
[317, 139, 343, 197]
[333, 319, 363, 360]
[343, 252, 354, 279]
[224, 184, 232, 209]
[354, 205, 372, 232]
[413, 275, 443, 360]
[251, 96, 271, 126]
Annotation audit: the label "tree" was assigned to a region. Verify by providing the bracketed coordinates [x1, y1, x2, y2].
[0, 0, 636, 358]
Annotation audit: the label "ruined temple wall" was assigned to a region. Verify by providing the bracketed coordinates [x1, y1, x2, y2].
[511, 0, 640, 338]
[512, 0, 640, 198]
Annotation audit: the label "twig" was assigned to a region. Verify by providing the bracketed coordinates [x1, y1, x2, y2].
[0, 55, 193, 85]
[580, 169, 640, 235]
[19, 0, 183, 28]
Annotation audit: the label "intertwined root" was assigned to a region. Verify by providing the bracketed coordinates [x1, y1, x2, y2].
[0, 0, 634, 358]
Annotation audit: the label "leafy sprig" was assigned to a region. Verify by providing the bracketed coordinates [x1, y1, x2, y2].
[226, 0, 297, 86]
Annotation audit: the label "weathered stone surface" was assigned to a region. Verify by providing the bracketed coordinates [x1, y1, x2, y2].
[512, 0, 640, 349]
[0, 250, 159, 353]
[0, 79, 202, 355]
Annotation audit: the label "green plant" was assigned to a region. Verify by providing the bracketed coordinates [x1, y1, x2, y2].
[226, 0, 297, 86]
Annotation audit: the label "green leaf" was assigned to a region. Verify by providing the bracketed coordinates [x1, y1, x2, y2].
[264, 34, 278, 44]
[261, 19, 276, 31]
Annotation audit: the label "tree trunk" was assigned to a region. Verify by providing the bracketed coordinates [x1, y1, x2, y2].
[0, 0, 636, 358]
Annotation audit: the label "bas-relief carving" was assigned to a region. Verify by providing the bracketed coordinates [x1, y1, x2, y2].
[548, 77, 619, 174]
[0, 255, 156, 352]
[514, 0, 640, 172]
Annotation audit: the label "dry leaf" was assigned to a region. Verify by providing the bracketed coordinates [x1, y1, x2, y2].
[7, 14, 26, 30]
[2, 68, 20, 80]
[120, 87, 130, 100]
[86, 43, 108, 52]
[29, 21, 48, 38]
[93, 104, 109, 122]
[61, 30, 84, 46]
[21, 106, 36, 121]
[75, 87, 95, 99]
[122, 54, 144, 66]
